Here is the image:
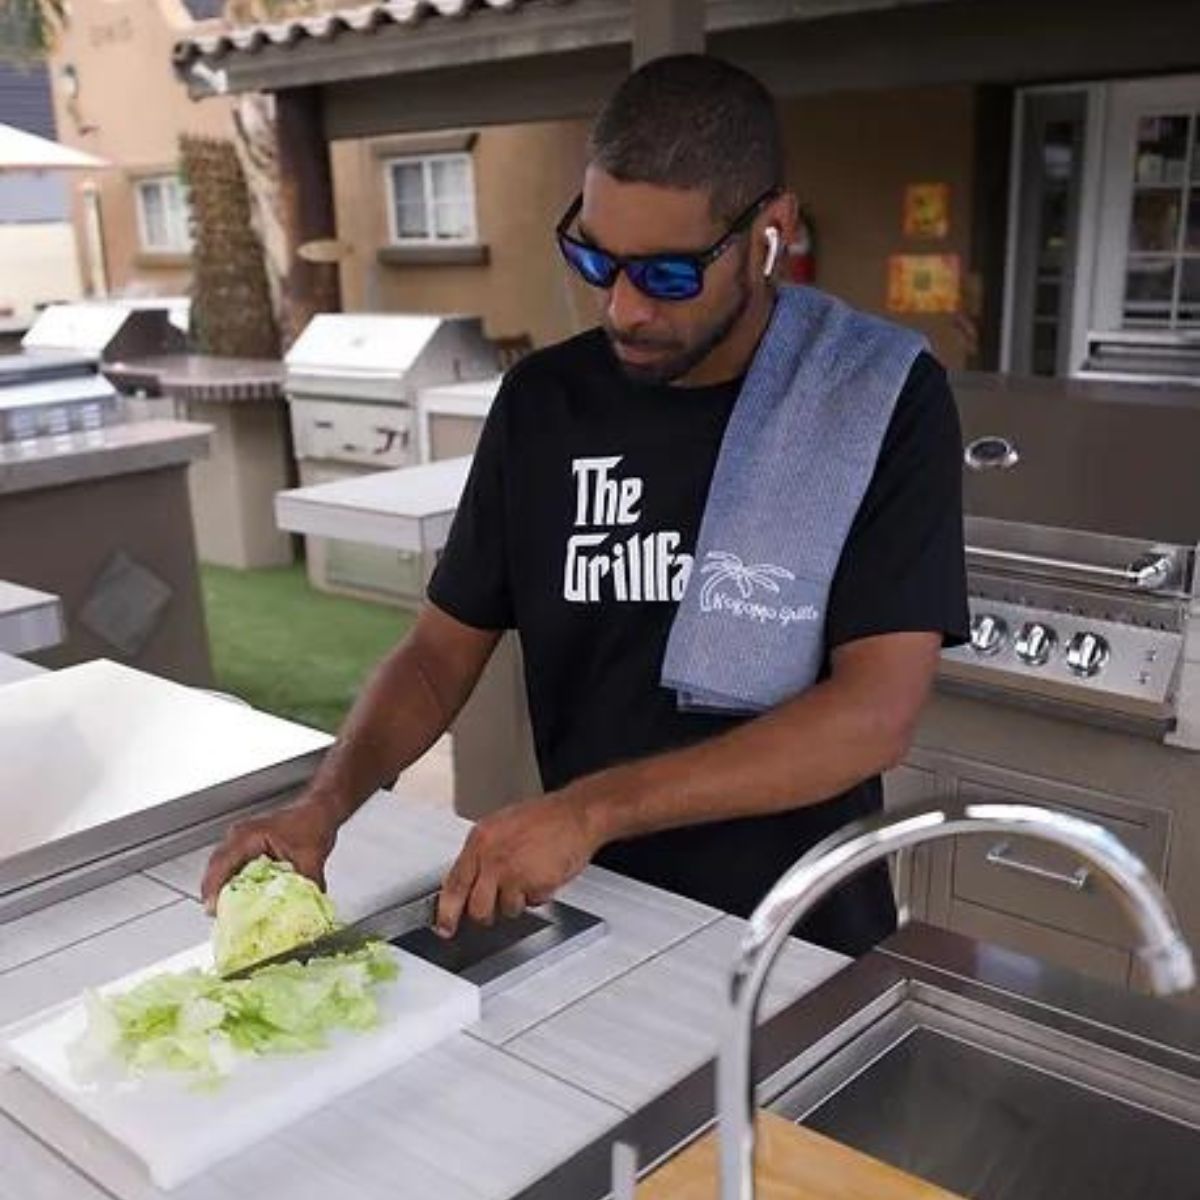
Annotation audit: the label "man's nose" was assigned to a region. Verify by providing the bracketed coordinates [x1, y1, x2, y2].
[606, 269, 656, 334]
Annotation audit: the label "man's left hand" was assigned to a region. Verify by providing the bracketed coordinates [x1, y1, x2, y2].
[435, 791, 603, 937]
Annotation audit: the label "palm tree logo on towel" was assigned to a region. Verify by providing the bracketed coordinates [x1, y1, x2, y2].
[699, 552, 795, 612]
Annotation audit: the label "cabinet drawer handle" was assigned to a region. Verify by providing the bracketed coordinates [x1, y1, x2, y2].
[985, 841, 1092, 891]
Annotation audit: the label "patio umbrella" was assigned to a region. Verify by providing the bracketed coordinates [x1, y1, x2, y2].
[0, 122, 106, 170]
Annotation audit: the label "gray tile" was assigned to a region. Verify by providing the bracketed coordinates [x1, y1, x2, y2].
[505, 918, 846, 1112]
[0, 901, 210, 1028]
[78, 551, 172, 656]
[470, 866, 721, 1046]
[0, 875, 178, 974]
[323, 794, 468, 921]
[142, 842, 216, 899]
[0, 1109, 110, 1200]
[1, 1034, 622, 1200]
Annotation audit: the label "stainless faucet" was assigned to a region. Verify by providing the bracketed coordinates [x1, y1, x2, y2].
[717, 799, 1196, 1200]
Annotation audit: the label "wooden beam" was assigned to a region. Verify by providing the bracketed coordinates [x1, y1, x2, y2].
[275, 86, 341, 345]
[967, 85, 1015, 372]
[324, 47, 626, 141]
[632, 0, 706, 68]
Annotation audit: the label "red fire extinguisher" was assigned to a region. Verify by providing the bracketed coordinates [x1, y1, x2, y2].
[786, 207, 817, 285]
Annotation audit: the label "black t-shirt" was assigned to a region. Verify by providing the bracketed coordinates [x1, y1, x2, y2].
[429, 326, 968, 956]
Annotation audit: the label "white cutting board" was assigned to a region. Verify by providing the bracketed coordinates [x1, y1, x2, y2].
[0, 941, 480, 1190]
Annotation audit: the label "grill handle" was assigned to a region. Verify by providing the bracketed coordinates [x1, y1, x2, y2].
[966, 546, 1175, 592]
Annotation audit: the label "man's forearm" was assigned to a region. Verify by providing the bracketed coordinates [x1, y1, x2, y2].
[305, 612, 499, 825]
[303, 641, 448, 824]
[574, 634, 940, 847]
[572, 679, 897, 844]
[201, 606, 499, 907]
[431, 633, 942, 935]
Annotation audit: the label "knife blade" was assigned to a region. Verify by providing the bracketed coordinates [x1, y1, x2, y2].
[219, 891, 441, 980]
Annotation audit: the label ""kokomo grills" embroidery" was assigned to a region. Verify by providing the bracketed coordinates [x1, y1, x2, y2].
[698, 551, 818, 626]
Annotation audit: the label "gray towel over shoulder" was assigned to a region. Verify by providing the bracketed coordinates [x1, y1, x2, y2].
[661, 284, 927, 713]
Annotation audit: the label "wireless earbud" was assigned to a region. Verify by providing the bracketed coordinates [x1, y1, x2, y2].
[763, 227, 781, 278]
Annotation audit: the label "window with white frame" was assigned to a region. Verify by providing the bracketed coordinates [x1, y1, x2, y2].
[1091, 77, 1200, 334]
[135, 175, 192, 254]
[385, 153, 477, 246]
[1121, 112, 1199, 326]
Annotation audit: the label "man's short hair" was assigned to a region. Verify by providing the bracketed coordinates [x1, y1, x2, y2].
[587, 54, 784, 222]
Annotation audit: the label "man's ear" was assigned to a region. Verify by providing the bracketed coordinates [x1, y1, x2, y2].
[777, 190, 802, 245]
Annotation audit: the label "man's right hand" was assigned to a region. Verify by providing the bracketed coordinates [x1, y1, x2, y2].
[200, 797, 339, 915]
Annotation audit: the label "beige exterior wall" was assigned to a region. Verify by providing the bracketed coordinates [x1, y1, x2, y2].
[332, 119, 595, 349]
[780, 85, 979, 370]
[46, 0, 235, 297]
[332, 83, 980, 366]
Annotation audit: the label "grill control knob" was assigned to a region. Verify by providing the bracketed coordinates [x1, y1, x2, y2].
[970, 613, 1008, 656]
[1015, 622, 1057, 667]
[1066, 631, 1109, 678]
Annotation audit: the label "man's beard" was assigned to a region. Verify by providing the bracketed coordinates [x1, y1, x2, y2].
[605, 273, 751, 385]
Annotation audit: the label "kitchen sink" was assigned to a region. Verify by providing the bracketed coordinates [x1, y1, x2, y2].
[772, 979, 1200, 1199]
[516, 923, 1200, 1199]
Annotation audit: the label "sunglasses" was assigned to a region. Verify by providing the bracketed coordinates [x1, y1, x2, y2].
[555, 186, 781, 302]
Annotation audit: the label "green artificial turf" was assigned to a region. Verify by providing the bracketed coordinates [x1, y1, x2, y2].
[200, 564, 412, 733]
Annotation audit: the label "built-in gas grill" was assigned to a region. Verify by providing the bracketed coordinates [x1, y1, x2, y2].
[23, 300, 186, 367]
[940, 372, 1200, 747]
[284, 313, 499, 602]
[0, 301, 187, 443]
[0, 350, 119, 442]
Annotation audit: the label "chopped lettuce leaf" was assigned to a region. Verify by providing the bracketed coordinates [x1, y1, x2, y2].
[67, 857, 399, 1087]
[68, 943, 398, 1086]
[211, 855, 338, 975]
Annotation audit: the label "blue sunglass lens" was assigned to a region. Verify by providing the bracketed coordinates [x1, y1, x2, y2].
[561, 235, 703, 301]
[630, 258, 703, 301]
[563, 240, 618, 287]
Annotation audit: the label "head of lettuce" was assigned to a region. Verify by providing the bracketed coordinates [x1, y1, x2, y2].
[211, 855, 339, 975]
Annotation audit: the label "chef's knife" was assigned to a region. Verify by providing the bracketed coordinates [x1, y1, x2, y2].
[219, 890, 441, 980]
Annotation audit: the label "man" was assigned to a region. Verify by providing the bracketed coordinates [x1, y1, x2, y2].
[203, 55, 968, 956]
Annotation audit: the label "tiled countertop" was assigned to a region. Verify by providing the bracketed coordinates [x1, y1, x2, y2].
[0, 796, 846, 1200]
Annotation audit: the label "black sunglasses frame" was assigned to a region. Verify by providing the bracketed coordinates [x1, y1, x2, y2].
[555, 185, 782, 300]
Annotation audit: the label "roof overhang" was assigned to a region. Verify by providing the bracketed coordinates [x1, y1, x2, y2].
[173, 0, 1200, 144]
[173, 0, 958, 99]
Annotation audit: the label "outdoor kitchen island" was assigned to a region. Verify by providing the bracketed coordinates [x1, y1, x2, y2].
[6, 791, 1200, 1199]
[0, 419, 214, 685]
[0, 798, 846, 1200]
